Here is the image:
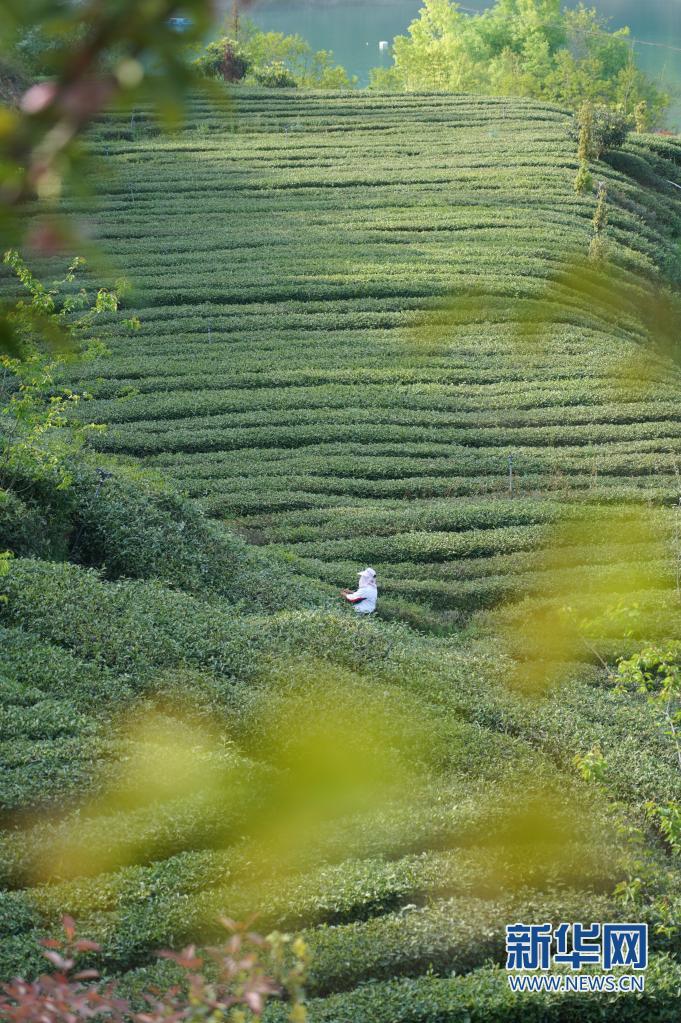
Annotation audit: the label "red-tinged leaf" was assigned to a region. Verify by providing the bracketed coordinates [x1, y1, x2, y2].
[62, 916, 76, 940]
[60, 77, 117, 121]
[25, 220, 68, 257]
[72, 969, 100, 981]
[160, 948, 203, 971]
[21, 82, 57, 115]
[40, 939, 61, 950]
[181, 957, 203, 971]
[245, 990, 264, 1015]
[74, 940, 101, 953]
[43, 952, 73, 971]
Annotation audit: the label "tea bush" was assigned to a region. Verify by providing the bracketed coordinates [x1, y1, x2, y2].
[262, 955, 681, 1022]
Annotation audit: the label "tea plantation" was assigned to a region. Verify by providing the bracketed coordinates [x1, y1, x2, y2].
[1, 91, 681, 1020]
[68, 91, 681, 629]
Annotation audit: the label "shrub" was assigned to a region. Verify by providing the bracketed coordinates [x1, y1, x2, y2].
[192, 38, 249, 82]
[0, 488, 68, 559]
[194, 23, 353, 89]
[0, 558, 266, 680]
[0, 57, 29, 106]
[2, 90, 681, 1013]
[570, 105, 633, 159]
[299, 889, 674, 998]
[69, 468, 244, 592]
[250, 62, 297, 89]
[0, 916, 308, 1023]
[263, 955, 681, 1023]
[574, 162, 593, 194]
[54, 465, 326, 611]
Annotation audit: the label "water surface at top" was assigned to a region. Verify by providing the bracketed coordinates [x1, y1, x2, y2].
[239, 0, 681, 127]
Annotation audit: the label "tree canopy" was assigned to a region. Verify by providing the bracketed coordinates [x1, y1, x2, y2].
[371, 0, 667, 125]
[194, 21, 356, 89]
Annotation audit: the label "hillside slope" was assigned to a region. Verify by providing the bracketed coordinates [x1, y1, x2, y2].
[67, 90, 681, 629]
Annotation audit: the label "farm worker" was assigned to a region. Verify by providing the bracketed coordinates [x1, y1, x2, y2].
[341, 568, 378, 614]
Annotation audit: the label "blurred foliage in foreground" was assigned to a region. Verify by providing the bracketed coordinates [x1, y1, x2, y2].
[0, 0, 228, 354]
[0, 914, 308, 1022]
[0, 249, 138, 507]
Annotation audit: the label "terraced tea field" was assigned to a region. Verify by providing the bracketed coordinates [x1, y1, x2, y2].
[69, 90, 681, 628]
[2, 91, 681, 1021]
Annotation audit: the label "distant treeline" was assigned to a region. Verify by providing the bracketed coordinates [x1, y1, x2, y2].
[190, 0, 668, 126]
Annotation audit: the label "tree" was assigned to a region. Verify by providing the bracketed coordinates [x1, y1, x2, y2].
[389, 0, 482, 93]
[478, 0, 564, 57]
[368, 66, 404, 92]
[373, 0, 668, 122]
[252, 62, 298, 89]
[635, 100, 650, 133]
[589, 180, 608, 263]
[193, 38, 250, 82]
[570, 102, 632, 162]
[194, 23, 355, 90]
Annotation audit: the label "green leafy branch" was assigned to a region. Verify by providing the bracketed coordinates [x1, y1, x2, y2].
[0, 0, 226, 355]
[0, 548, 12, 605]
[0, 249, 135, 495]
[617, 643, 681, 776]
